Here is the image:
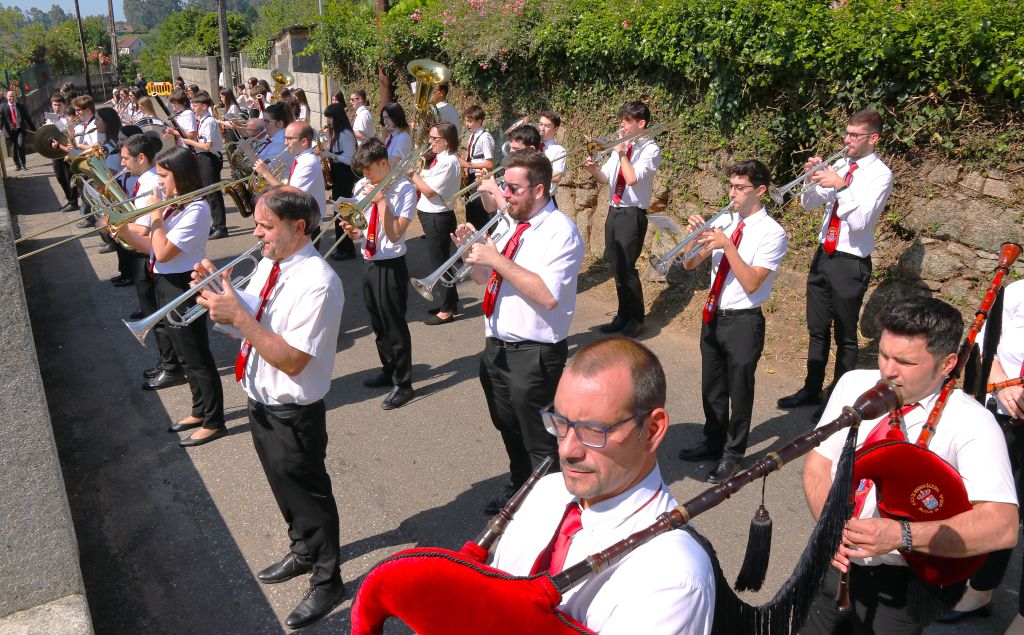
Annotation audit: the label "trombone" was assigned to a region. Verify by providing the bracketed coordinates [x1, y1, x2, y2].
[410, 204, 514, 300]
[123, 241, 265, 345]
[585, 121, 670, 163]
[647, 202, 735, 275]
[768, 146, 849, 205]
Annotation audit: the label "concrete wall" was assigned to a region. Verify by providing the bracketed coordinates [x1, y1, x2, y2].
[240, 65, 335, 129]
[0, 177, 93, 633]
[170, 56, 220, 98]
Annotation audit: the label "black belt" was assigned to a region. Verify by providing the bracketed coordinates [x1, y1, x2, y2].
[816, 245, 870, 261]
[609, 204, 647, 213]
[487, 337, 558, 350]
[717, 307, 763, 317]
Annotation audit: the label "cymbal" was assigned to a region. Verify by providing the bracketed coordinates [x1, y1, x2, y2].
[33, 124, 68, 160]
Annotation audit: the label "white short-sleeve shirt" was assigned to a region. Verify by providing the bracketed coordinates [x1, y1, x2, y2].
[152, 199, 211, 274]
[353, 105, 375, 144]
[992, 280, 1024, 416]
[196, 113, 224, 153]
[353, 176, 417, 260]
[704, 207, 788, 310]
[600, 137, 661, 208]
[174, 109, 197, 148]
[464, 128, 495, 177]
[288, 148, 327, 221]
[385, 129, 413, 163]
[415, 150, 461, 213]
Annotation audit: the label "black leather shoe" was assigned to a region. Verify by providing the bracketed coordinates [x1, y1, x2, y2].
[142, 370, 188, 391]
[621, 319, 644, 338]
[937, 602, 992, 623]
[209, 228, 229, 240]
[425, 313, 455, 326]
[257, 553, 314, 584]
[142, 365, 163, 379]
[484, 481, 517, 515]
[168, 419, 203, 433]
[381, 386, 415, 410]
[678, 442, 722, 462]
[76, 219, 96, 229]
[113, 276, 134, 287]
[98, 243, 116, 254]
[777, 387, 822, 409]
[59, 202, 78, 212]
[363, 372, 391, 388]
[427, 307, 441, 315]
[599, 315, 628, 333]
[129, 309, 145, 320]
[285, 582, 346, 629]
[179, 427, 225, 448]
[706, 458, 740, 484]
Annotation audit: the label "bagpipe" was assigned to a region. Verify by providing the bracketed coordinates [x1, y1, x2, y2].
[351, 381, 904, 635]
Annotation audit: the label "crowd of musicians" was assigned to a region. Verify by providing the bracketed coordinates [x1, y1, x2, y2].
[9, 70, 1024, 634]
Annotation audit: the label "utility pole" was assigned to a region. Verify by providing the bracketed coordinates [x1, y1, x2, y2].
[107, 0, 119, 79]
[73, 0, 92, 94]
[375, 0, 393, 105]
[217, 0, 230, 89]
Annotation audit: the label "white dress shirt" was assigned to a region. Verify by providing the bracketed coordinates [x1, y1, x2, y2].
[259, 128, 292, 177]
[298, 104, 309, 121]
[240, 241, 344, 406]
[385, 129, 413, 163]
[353, 105, 375, 144]
[992, 280, 1024, 416]
[814, 369, 1017, 567]
[600, 137, 661, 208]
[704, 207, 788, 310]
[415, 150, 461, 213]
[288, 147, 327, 221]
[72, 117, 98, 157]
[173, 109, 197, 148]
[225, 103, 241, 118]
[542, 139, 568, 195]
[152, 199, 211, 274]
[196, 112, 224, 153]
[800, 152, 893, 257]
[133, 169, 161, 210]
[352, 176, 417, 260]
[491, 465, 715, 635]
[330, 129, 356, 165]
[434, 101, 461, 135]
[464, 128, 495, 177]
[484, 200, 584, 343]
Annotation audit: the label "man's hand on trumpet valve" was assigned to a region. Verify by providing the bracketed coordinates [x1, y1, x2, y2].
[253, 159, 271, 178]
[451, 222, 479, 247]
[696, 227, 731, 253]
[808, 162, 846, 190]
[193, 258, 243, 325]
[462, 234, 500, 268]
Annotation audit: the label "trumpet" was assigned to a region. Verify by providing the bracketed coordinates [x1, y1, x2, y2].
[410, 205, 514, 301]
[441, 166, 507, 209]
[647, 202, 735, 275]
[123, 241, 265, 345]
[768, 146, 849, 205]
[585, 121, 670, 163]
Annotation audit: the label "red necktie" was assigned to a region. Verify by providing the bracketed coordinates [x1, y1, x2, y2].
[611, 143, 634, 205]
[288, 159, 298, 180]
[364, 201, 380, 259]
[466, 131, 476, 161]
[385, 135, 392, 149]
[822, 162, 859, 255]
[482, 222, 531, 317]
[530, 502, 583, 575]
[10, 102, 17, 129]
[702, 220, 745, 324]
[132, 180, 140, 197]
[234, 261, 281, 382]
[852, 403, 918, 516]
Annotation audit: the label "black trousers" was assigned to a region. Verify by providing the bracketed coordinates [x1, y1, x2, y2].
[418, 210, 459, 313]
[9, 128, 28, 167]
[363, 256, 412, 388]
[52, 158, 74, 203]
[700, 309, 765, 460]
[331, 161, 357, 257]
[248, 398, 341, 587]
[196, 152, 226, 231]
[132, 256, 182, 374]
[480, 338, 567, 487]
[465, 197, 491, 232]
[604, 205, 648, 322]
[804, 565, 924, 635]
[804, 246, 872, 393]
[155, 272, 224, 428]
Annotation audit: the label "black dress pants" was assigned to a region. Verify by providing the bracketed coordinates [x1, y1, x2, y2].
[155, 272, 225, 428]
[417, 210, 459, 314]
[132, 257, 182, 374]
[804, 565, 925, 635]
[363, 256, 412, 388]
[330, 161, 357, 257]
[480, 338, 567, 487]
[248, 398, 341, 587]
[465, 197, 491, 232]
[604, 205, 648, 322]
[52, 158, 74, 203]
[9, 128, 28, 167]
[804, 246, 872, 393]
[700, 309, 765, 460]
[196, 152, 227, 231]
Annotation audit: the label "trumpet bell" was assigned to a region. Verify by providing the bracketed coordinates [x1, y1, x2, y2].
[410, 277, 435, 301]
[33, 124, 68, 159]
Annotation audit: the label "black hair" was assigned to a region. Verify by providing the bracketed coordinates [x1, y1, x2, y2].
[462, 105, 485, 122]
[256, 187, 320, 235]
[618, 101, 652, 127]
[882, 297, 964, 358]
[504, 148, 553, 198]
[433, 122, 459, 153]
[728, 159, 772, 189]
[849, 109, 883, 134]
[122, 133, 156, 162]
[155, 147, 202, 195]
[352, 138, 389, 171]
[507, 124, 541, 150]
[380, 102, 410, 130]
[539, 109, 561, 128]
[263, 101, 293, 127]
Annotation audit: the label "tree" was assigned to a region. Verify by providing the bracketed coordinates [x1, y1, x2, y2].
[26, 8, 50, 27]
[139, 6, 250, 80]
[47, 4, 71, 26]
[125, 0, 183, 30]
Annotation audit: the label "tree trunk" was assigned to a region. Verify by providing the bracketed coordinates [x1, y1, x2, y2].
[375, 0, 394, 105]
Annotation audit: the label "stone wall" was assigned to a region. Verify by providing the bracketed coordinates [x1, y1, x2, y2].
[239, 65, 336, 129]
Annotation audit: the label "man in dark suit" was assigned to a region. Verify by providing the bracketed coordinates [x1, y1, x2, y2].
[1, 90, 36, 171]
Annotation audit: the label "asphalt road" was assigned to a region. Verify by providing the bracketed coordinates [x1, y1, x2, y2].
[8, 152, 1018, 634]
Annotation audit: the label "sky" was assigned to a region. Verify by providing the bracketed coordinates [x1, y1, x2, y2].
[3, 0, 125, 21]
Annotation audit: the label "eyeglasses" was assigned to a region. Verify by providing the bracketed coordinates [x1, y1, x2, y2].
[428, 136, 445, 142]
[844, 131, 872, 140]
[728, 183, 755, 192]
[503, 182, 534, 196]
[540, 403, 651, 449]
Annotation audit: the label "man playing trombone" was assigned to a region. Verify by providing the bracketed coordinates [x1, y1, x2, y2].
[676, 160, 788, 484]
[195, 186, 346, 629]
[453, 148, 584, 514]
[778, 109, 893, 412]
[253, 122, 327, 245]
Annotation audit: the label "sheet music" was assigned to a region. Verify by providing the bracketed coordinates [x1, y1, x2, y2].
[212, 288, 261, 339]
[648, 214, 682, 236]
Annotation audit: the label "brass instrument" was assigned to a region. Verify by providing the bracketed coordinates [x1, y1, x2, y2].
[585, 121, 670, 163]
[32, 124, 72, 159]
[408, 59, 451, 150]
[124, 241, 265, 345]
[647, 202, 736, 275]
[768, 146, 850, 205]
[271, 69, 294, 97]
[315, 127, 333, 189]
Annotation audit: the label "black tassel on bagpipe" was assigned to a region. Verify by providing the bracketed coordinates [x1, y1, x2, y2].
[733, 478, 773, 592]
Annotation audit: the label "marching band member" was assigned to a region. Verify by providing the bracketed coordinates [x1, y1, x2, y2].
[411, 122, 463, 324]
[676, 160, 788, 484]
[195, 187, 346, 629]
[349, 90, 375, 145]
[538, 110, 567, 203]
[47, 93, 78, 211]
[431, 83, 461, 135]
[490, 336, 715, 635]
[2, 89, 35, 173]
[453, 149, 584, 514]
[167, 90, 198, 148]
[259, 102, 294, 169]
[476, 125, 542, 220]
[137, 96, 162, 124]
[583, 100, 661, 339]
[378, 102, 413, 166]
[94, 107, 126, 261]
[322, 103, 358, 261]
[292, 88, 311, 122]
[218, 87, 244, 141]
[67, 95, 99, 228]
[166, 92, 228, 239]
[802, 297, 1017, 634]
[778, 109, 894, 411]
[116, 147, 225, 442]
[253, 122, 326, 244]
[459, 105, 496, 230]
[234, 83, 251, 112]
[339, 139, 418, 409]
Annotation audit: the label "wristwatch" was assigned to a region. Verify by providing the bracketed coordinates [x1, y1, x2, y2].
[897, 519, 913, 553]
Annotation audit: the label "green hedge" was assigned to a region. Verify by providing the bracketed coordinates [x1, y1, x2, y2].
[309, 0, 1024, 169]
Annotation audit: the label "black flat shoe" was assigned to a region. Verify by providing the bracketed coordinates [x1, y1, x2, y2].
[937, 602, 992, 623]
[706, 457, 740, 484]
[621, 319, 644, 338]
[363, 372, 392, 388]
[257, 553, 314, 584]
[98, 243, 117, 254]
[143, 365, 162, 379]
[113, 277, 134, 287]
[168, 419, 203, 433]
[777, 387, 822, 409]
[209, 228, 229, 240]
[425, 314, 455, 326]
[285, 582, 346, 629]
[179, 427, 225, 448]
[142, 370, 188, 391]
[381, 386, 415, 410]
[599, 315, 628, 333]
[678, 442, 722, 462]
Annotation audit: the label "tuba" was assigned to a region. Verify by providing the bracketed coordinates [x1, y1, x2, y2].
[408, 59, 451, 151]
